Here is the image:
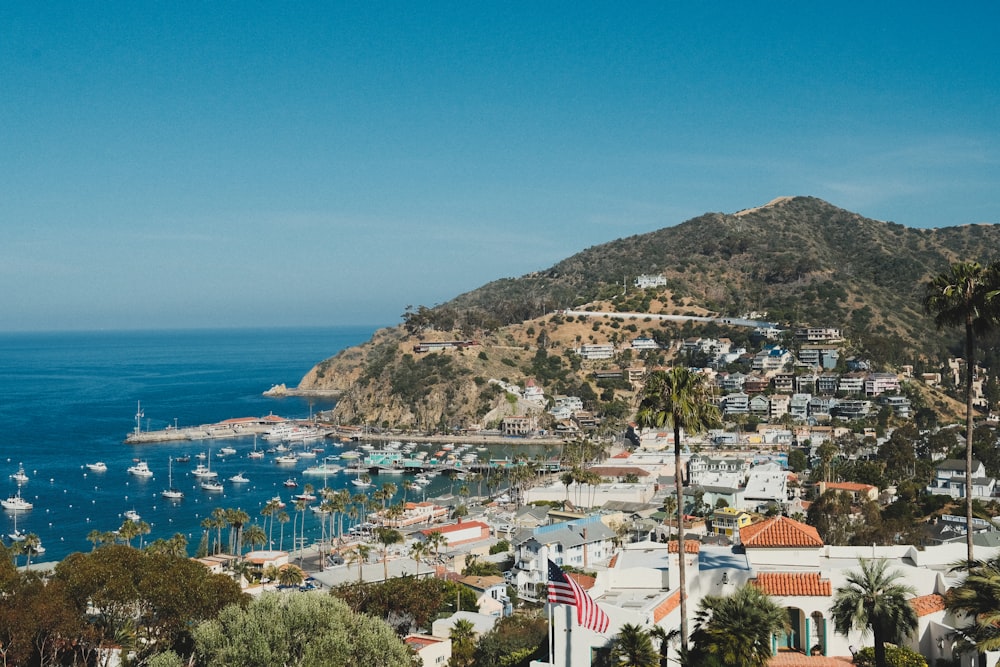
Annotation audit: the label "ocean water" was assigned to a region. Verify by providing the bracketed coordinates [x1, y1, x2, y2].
[0, 326, 393, 562]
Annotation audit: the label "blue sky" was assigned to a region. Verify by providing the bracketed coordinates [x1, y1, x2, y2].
[3, 3, 999, 331]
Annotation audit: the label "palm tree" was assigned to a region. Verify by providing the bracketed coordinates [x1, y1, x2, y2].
[276, 510, 290, 551]
[946, 554, 1000, 655]
[134, 520, 152, 549]
[261, 498, 281, 547]
[293, 498, 308, 565]
[118, 518, 140, 548]
[349, 543, 371, 582]
[688, 584, 789, 667]
[381, 482, 397, 509]
[609, 623, 659, 667]
[262, 563, 281, 585]
[924, 260, 1000, 564]
[277, 564, 305, 588]
[449, 618, 477, 667]
[426, 530, 447, 562]
[375, 526, 403, 581]
[22, 533, 41, 568]
[831, 558, 918, 667]
[225, 508, 250, 555]
[243, 523, 267, 553]
[87, 529, 103, 551]
[636, 366, 720, 651]
[409, 541, 429, 578]
[648, 626, 677, 667]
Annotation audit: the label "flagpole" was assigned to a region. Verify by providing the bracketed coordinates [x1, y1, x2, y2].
[541, 546, 553, 664]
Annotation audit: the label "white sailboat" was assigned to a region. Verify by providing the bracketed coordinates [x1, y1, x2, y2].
[8, 510, 25, 542]
[161, 457, 184, 500]
[199, 450, 223, 491]
[350, 469, 371, 489]
[192, 449, 218, 479]
[248, 434, 265, 460]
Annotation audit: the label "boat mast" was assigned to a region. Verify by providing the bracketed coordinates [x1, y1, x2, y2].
[134, 401, 144, 437]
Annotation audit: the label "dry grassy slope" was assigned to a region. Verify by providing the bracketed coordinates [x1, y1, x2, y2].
[299, 196, 1000, 428]
[298, 309, 689, 428]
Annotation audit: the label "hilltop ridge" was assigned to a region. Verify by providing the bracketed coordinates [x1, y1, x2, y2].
[298, 196, 1000, 430]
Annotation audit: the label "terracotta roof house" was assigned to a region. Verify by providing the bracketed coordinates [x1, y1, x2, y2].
[741, 516, 823, 567]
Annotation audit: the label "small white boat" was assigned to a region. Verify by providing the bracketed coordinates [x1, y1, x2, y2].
[229, 472, 250, 483]
[161, 457, 184, 500]
[191, 464, 217, 479]
[124, 509, 140, 522]
[10, 464, 28, 484]
[200, 480, 224, 492]
[275, 455, 298, 465]
[268, 495, 286, 509]
[195, 452, 207, 460]
[1, 491, 32, 512]
[127, 461, 153, 478]
[283, 478, 298, 488]
[219, 446, 237, 456]
[292, 492, 316, 502]
[350, 478, 372, 489]
[86, 462, 108, 472]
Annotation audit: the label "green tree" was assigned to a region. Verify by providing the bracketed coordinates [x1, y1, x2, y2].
[688, 584, 789, 667]
[609, 622, 659, 667]
[277, 565, 305, 587]
[635, 367, 720, 651]
[243, 523, 268, 553]
[54, 544, 245, 662]
[193, 592, 412, 666]
[375, 527, 403, 581]
[924, 260, 1000, 565]
[473, 613, 548, 667]
[448, 618, 477, 667]
[830, 558, 918, 667]
[945, 554, 1000, 655]
[851, 644, 927, 667]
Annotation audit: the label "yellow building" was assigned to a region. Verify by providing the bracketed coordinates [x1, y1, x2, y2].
[712, 506, 753, 540]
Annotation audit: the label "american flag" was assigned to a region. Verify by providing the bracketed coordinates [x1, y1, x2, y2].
[547, 559, 610, 633]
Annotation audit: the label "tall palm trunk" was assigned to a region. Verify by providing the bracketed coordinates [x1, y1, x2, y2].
[965, 316, 975, 567]
[675, 422, 688, 652]
[871, 609, 887, 667]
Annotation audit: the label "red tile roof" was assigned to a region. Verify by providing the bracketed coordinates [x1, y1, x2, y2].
[653, 590, 681, 623]
[419, 520, 489, 535]
[768, 655, 854, 667]
[910, 593, 946, 617]
[741, 516, 823, 548]
[566, 572, 596, 591]
[824, 482, 877, 493]
[752, 572, 832, 597]
[667, 540, 701, 553]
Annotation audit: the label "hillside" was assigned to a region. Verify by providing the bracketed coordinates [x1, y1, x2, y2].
[299, 196, 1000, 430]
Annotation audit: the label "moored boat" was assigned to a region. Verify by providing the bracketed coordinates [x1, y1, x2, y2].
[127, 461, 153, 477]
[200, 480, 224, 492]
[10, 464, 28, 484]
[229, 472, 250, 483]
[86, 461, 108, 472]
[161, 457, 184, 500]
